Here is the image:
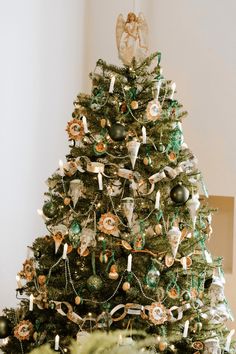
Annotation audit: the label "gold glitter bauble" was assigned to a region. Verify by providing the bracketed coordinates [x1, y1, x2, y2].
[122, 282, 130, 291]
[154, 224, 162, 235]
[130, 100, 139, 110]
[64, 197, 71, 206]
[159, 341, 168, 351]
[75, 296, 81, 305]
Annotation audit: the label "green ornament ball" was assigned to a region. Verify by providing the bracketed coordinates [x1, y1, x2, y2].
[48, 301, 56, 310]
[170, 183, 189, 205]
[108, 123, 126, 141]
[34, 249, 42, 260]
[0, 316, 11, 339]
[182, 291, 191, 301]
[157, 142, 165, 152]
[87, 275, 103, 292]
[42, 201, 58, 218]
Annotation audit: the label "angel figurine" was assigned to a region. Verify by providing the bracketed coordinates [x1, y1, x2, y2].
[116, 12, 148, 66]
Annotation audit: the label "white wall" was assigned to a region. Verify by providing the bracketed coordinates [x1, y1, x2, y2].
[0, 0, 236, 326]
[0, 0, 85, 308]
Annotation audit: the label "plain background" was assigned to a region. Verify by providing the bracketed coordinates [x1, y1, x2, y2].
[0, 0, 236, 327]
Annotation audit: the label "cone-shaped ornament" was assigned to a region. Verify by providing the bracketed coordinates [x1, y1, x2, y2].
[122, 197, 134, 227]
[68, 179, 85, 206]
[126, 140, 140, 169]
[167, 225, 181, 258]
[186, 193, 200, 228]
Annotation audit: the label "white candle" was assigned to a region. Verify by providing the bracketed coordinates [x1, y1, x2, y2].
[183, 320, 189, 338]
[127, 254, 132, 272]
[59, 160, 64, 176]
[54, 334, 60, 350]
[225, 329, 235, 351]
[98, 172, 103, 190]
[155, 190, 161, 209]
[141, 126, 146, 144]
[82, 116, 88, 134]
[37, 209, 47, 221]
[29, 294, 34, 311]
[109, 75, 116, 93]
[62, 243, 68, 259]
[170, 82, 176, 100]
[16, 275, 22, 289]
[156, 80, 162, 100]
[182, 257, 187, 271]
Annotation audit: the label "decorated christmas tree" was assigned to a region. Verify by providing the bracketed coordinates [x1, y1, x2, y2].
[0, 12, 235, 354]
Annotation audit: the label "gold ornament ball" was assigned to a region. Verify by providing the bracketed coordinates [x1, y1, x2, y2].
[122, 281, 131, 291]
[99, 252, 108, 263]
[130, 100, 139, 110]
[38, 275, 46, 286]
[100, 118, 107, 128]
[159, 341, 168, 351]
[143, 156, 151, 166]
[75, 296, 81, 305]
[109, 271, 119, 280]
[110, 264, 118, 273]
[155, 224, 162, 235]
[64, 197, 71, 206]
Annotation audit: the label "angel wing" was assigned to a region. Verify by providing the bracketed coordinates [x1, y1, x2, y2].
[137, 12, 149, 52]
[116, 14, 125, 51]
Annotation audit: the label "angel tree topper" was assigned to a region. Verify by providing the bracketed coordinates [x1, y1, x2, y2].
[116, 12, 148, 65]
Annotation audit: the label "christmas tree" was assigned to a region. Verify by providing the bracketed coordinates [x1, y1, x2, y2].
[0, 12, 235, 354]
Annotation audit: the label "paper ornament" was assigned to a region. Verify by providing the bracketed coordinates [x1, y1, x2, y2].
[203, 338, 220, 354]
[68, 179, 85, 206]
[126, 140, 140, 169]
[167, 225, 182, 258]
[98, 213, 119, 237]
[122, 197, 134, 227]
[186, 193, 200, 228]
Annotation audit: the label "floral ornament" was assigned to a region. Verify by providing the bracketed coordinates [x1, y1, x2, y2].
[192, 341, 204, 350]
[167, 287, 179, 299]
[149, 302, 167, 325]
[20, 259, 36, 282]
[66, 118, 84, 141]
[146, 99, 161, 121]
[98, 213, 119, 237]
[14, 320, 33, 341]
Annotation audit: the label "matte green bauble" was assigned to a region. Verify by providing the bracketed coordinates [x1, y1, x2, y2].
[193, 321, 203, 333]
[157, 142, 165, 152]
[69, 219, 82, 248]
[0, 316, 11, 339]
[48, 301, 56, 310]
[87, 275, 103, 292]
[170, 183, 189, 205]
[34, 249, 42, 260]
[145, 263, 160, 288]
[182, 291, 191, 301]
[42, 201, 58, 218]
[108, 123, 126, 141]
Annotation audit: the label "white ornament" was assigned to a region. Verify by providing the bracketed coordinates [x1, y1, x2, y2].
[126, 140, 140, 169]
[209, 276, 225, 305]
[186, 193, 200, 228]
[203, 338, 221, 354]
[79, 228, 96, 256]
[122, 197, 134, 227]
[116, 13, 148, 66]
[68, 179, 85, 206]
[167, 226, 181, 258]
